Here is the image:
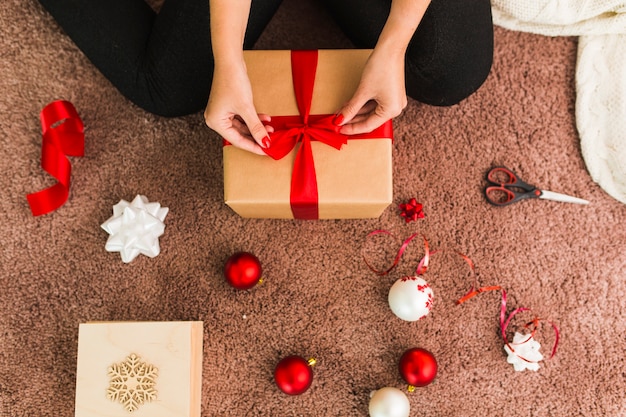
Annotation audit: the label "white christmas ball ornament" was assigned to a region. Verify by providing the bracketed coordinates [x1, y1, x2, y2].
[369, 387, 410, 417]
[388, 276, 434, 321]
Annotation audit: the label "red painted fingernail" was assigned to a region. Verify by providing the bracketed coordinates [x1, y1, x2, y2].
[332, 114, 344, 126]
[262, 136, 271, 148]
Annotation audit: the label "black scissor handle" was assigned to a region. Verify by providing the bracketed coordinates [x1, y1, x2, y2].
[485, 185, 541, 206]
[485, 166, 541, 206]
[486, 166, 535, 192]
[485, 185, 515, 206]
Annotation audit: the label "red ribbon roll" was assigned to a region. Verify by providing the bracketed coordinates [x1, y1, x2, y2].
[26, 100, 85, 216]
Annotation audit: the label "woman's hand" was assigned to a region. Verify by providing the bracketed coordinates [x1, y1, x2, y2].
[204, 60, 271, 156]
[334, 47, 408, 135]
[205, 0, 270, 155]
[334, 0, 431, 135]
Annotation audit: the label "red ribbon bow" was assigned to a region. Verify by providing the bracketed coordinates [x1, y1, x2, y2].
[399, 198, 425, 223]
[262, 50, 392, 220]
[26, 100, 85, 216]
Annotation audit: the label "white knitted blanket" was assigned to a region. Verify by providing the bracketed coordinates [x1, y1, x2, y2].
[492, 1, 626, 204]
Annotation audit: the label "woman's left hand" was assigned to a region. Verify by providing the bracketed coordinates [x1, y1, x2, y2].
[333, 0, 432, 135]
[333, 44, 408, 135]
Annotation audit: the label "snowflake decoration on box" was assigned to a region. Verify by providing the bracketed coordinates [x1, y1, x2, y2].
[504, 332, 544, 372]
[101, 195, 169, 263]
[107, 353, 158, 413]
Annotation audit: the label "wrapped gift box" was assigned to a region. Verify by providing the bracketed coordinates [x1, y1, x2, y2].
[223, 49, 393, 219]
[74, 321, 203, 417]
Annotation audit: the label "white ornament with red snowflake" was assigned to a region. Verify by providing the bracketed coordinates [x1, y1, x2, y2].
[388, 276, 434, 322]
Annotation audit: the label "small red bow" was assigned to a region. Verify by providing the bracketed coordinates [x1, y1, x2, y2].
[399, 198, 425, 223]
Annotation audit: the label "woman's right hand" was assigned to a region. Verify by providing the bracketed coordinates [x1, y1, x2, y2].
[204, 60, 271, 156]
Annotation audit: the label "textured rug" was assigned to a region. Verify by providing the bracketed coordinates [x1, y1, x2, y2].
[492, 0, 626, 205]
[1, 0, 625, 416]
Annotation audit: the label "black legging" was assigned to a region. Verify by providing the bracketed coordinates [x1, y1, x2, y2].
[36, 0, 493, 117]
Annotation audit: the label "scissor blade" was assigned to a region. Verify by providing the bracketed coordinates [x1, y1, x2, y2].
[539, 190, 589, 205]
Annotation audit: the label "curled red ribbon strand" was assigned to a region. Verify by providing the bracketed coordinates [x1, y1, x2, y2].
[498, 290, 560, 361]
[457, 272, 560, 362]
[363, 230, 430, 276]
[364, 230, 559, 362]
[261, 50, 393, 220]
[363, 231, 472, 278]
[26, 100, 85, 216]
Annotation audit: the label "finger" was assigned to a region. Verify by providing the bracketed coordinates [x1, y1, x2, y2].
[222, 127, 266, 156]
[354, 100, 377, 116]
[333, 90, 370, 126]
[344, 113, 371, 125]
[232, 118, 252, 136]
[338, 101, 378, 128]
[344, 102, 378, 125]
[232, 117, 273, 137]
[258, 113, 272, 123]
[240, 109, 271, 148]
[340, 113, 388, 136]
[258, 113, 274, 134]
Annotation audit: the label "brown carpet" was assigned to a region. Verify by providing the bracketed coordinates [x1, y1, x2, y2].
[1, 0, 625, 416]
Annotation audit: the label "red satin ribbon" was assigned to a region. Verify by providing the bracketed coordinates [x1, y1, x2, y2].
[363, 231, 560, 362]
[26, 100, 85, 216]
[363, 231, 430, 276]
[262, 50, 393, 219]
[457, 273, 560, 361]
[499, 290, 560, 361]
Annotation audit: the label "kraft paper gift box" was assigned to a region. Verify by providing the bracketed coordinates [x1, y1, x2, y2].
[223, 49, 393, 219]
[74, 321, 203, 417]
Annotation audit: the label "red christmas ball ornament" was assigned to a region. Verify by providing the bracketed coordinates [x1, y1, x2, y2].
[274, 355, 316, 395]
[399, 348, 437, 388]
[223, 251, 262, 290]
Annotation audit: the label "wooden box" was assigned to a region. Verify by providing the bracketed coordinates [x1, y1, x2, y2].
[74, 321, 203, 417]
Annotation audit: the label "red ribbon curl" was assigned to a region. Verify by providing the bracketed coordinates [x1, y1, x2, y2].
[26, 100, 85, 216]
[363, 231, 559, 363]
[363, 231, 430, 277]
[457, 271, 560, 362]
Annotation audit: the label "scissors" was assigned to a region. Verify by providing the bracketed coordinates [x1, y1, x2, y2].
[485, 166, 589, 206]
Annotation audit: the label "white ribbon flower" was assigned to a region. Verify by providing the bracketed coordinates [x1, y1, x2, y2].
[504, 331, 544, 372]
[101, 195, 169, 263]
